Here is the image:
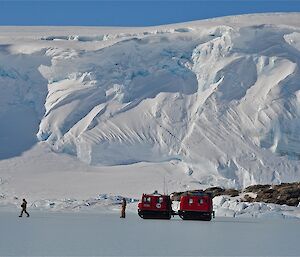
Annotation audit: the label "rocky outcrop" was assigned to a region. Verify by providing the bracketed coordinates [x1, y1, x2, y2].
[171, 187, 240, 201]
[170, 190, 206, 201]
[243, 182, 300, 206]
[204, 187, 240, 197]
[171, 182, 300, 207]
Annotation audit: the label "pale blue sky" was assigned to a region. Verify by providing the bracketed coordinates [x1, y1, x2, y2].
[0, 0, 300, 26]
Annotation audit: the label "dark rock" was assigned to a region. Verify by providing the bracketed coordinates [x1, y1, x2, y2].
[247, 182, 300, 206]
[204, 187, 225, 197]
[171, 182, 300, 207]
[204, 187, 240, 197]
[243, 194, 255, 202]
[244, 184, 271, 193]
[224, 189, 240, 197]
[286, 198, 299, 206]
[170, 189, 210, 201]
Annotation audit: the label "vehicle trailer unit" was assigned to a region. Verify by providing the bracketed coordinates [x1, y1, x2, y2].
[178, 192, 214, 221]
[138, 191, 214, 221]
[138, 193, 173, 219]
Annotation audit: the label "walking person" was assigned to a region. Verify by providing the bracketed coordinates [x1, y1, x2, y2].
[120, 198, 126, 218]
[19, 199, 30, 217]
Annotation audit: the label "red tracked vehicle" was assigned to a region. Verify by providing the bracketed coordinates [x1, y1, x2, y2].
[138, 192, 173, 219]
[178, 191, 214, 221]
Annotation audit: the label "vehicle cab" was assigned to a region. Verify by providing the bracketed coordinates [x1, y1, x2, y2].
[138, 192, 173, 219]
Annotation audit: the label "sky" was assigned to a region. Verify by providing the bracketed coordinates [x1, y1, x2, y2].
[0, 0, 300, 26]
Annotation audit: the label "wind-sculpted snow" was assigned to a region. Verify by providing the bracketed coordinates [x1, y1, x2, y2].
[1, 14, 300, 189]
[0, 49, 50, 159]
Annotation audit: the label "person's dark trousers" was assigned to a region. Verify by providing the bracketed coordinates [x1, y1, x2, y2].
[19, 209, 30, 217]
[120, 209, 126, 218]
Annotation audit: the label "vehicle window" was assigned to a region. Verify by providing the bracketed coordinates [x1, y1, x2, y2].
[198, 199, 204, 204]
[144, 197, 151, 203]
[188, 198, 193, 204]
[158, 197, 164, 203]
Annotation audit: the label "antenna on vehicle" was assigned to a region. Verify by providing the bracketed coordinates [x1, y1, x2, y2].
[166, 177, 169, 195]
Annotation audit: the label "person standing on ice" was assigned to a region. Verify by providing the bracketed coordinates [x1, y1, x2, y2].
[19, 199, 30, 217]
[120, 198, 127, 218]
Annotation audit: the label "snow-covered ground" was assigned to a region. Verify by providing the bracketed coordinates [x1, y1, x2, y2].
[1, 211, 300, 256]
[1, 13, 300, 218]
[213, 195, 300, 219]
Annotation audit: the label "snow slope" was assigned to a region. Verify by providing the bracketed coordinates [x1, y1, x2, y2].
[1, 13, 300, 205]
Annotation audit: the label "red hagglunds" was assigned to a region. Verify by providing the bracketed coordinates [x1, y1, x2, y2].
[138, 190, 214, 221]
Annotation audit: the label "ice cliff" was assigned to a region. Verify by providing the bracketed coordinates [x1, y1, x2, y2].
[1, 13, 300, 188]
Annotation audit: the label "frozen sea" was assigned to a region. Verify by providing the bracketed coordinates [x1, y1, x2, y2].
[0, 211, 299, 256]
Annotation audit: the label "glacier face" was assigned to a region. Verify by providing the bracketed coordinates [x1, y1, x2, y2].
[1, 14, 300, 188]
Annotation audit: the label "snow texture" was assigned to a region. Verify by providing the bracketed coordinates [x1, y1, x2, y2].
[212, 195, 300, 219]
[0, 212, 300, 256]
[1, 14, 300, 211]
